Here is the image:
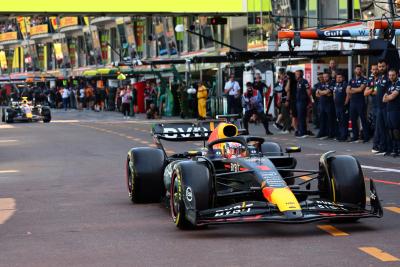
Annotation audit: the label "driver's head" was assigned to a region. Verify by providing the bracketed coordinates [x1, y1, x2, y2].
[224, 142, 246, 158]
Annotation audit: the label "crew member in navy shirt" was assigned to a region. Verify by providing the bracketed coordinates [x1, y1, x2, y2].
[333, 72, 349, 141]
[295, 70, 311, 138]
[373, 60, 390, 155]
[316, 72, 336, 139]
[364, 64, 380, 151]
[346, 65, 370, 142]
[383, 69, 400, 157]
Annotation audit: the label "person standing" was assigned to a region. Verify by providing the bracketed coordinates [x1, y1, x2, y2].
[224, 74, 241, 115]
[374, 60, 390, 155]
[295, 70, 311, 138]
[383, 69, 400, 157]
[312, 72, 324, 130]
[242, 82, 272, 135]
[253, 73, 267, 107]
[316, 72, 336, 139]
[197, 81, 208, 120]
[120, 86, 132, 119]
[333, 72, 349, 141]
[364, 64, 380, 152]
[156, 80, 166, 116]
[346, 65, 370, 142]
[275, 69, 291, 133]
[286, 71, 298, 133]
[145, 82, 157, 111]
[61, 86, 70, 111]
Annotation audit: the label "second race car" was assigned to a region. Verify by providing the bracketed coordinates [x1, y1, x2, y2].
[2, 97, 51, 123]
[125, 120, 383, 229]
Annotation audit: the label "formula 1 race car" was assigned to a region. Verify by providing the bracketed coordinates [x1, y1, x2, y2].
[1, 97, 51, 123]
[125, 119, 383, 229]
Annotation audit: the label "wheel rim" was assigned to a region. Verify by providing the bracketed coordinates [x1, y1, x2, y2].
[170, 173, 180, 219]
[126, 159, 134, 196]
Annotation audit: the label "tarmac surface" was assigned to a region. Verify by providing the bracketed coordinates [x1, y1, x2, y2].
[0, 109, 399, 267]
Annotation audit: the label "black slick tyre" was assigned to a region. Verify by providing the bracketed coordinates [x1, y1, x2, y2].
[170, 161, 212, 230]
[126, 148, 166, 203]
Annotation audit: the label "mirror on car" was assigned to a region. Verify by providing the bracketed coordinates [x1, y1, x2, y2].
[285, 146, 301, 154]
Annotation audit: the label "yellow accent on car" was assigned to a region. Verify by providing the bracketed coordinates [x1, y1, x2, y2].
[269, 187, 301, 212]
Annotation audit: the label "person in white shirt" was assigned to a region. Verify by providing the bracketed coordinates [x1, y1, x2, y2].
[224, 74, 241, 115]
[62, 87, 70, 111]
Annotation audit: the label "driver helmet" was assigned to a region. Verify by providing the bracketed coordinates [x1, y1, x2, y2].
[224, 142, 246, 158]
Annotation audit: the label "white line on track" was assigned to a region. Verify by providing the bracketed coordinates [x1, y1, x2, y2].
[0, 140, 18, 143]
[0, 170, 19, 174]
[362, 165, 400, 174]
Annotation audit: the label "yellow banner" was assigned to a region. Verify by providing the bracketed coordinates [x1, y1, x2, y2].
[54, 43, 63, 61]
[0, 51, 7, 69]
[17, 17, 30, 34]
[0, 0, 245, 13]
[0, 32, 18, 42]
[50, 16, 58, 30]
[59, 17, 78, 28]
[30, 24, 49, 36]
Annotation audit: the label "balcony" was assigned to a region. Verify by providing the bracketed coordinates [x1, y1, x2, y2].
[59, 17, 83, 33]
[0, 31, 20, 45]
[30, 24, 52, 40]
[90, 17, 116, 25]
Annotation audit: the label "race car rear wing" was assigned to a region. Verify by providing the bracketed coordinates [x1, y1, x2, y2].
[152, 121, 221, 142]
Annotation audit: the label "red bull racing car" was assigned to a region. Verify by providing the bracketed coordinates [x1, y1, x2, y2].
[125, 119, 383, 229]
[2, 97, 51, 123]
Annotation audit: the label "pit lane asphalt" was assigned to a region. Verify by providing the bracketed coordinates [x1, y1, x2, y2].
[0, 110, 399, 267]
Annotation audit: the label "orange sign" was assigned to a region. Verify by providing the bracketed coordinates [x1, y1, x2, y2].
[0, 32, 18, 42]
[59, 17, 78, 28]
[30, 24, 49, 36]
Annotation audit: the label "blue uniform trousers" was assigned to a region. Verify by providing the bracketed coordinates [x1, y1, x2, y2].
[318, 104, 336, 138]
[336, 106, 349, 141]
[374, 108, 391, 152]
[350, 101, 370, 141]
[296, 101, 308, 136]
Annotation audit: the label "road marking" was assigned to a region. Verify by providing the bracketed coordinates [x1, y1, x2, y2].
[0, 139, 18, 143]
[300, 176, 312, 181]
[166, 150, 175, 154]
[317, 225, 349, 236]
[0, 170, 19, 174]
[52, 120, 81, 123]
[367, 178, 400, 186]
[0, 198, 16, 225]
[384, 207, 400, 214]
[359, 247, 400, 262]
[0, 125, 15, 129]
[362, 165, 400, 174]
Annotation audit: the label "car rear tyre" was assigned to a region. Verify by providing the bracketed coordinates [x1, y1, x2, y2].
[170, 161, 213, 230]
[1, 108, 4, 122]
[126, 148, 166, 203]
[4, 108, 14, 123]
[41, 108, 51, 123]
[320, 155, 366, 222]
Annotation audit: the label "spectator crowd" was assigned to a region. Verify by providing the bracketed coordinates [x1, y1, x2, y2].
[223, 59, 400, 157]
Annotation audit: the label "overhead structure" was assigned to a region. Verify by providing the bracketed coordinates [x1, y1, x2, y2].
[0, 0, 250, 15]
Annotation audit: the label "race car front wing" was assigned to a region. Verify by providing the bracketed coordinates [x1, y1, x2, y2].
[196, 179, 383, 225]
